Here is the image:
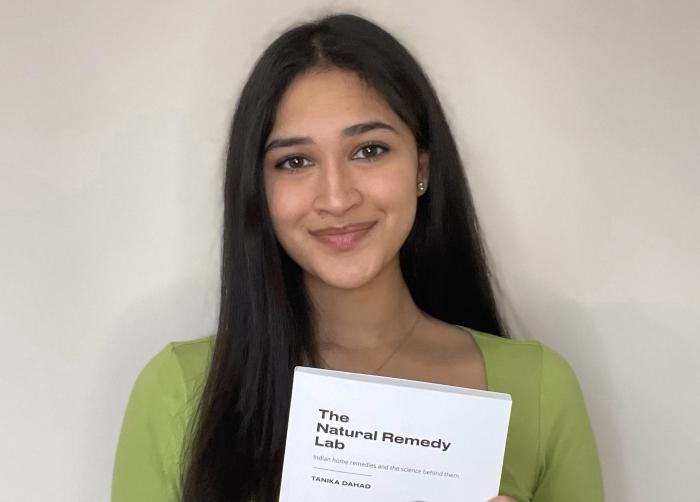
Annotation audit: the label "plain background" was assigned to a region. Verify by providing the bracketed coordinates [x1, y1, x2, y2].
[1, 1, 698, 500]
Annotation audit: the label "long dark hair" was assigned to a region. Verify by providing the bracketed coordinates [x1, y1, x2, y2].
[182, 12, 506, 502]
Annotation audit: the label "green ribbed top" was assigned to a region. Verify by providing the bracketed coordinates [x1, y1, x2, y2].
[112, 328, 604, 501]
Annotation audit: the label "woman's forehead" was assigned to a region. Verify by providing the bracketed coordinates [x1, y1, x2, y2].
[269, 68, 409, 139]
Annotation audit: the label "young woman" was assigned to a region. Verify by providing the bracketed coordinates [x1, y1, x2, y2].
[112, 13, 603, 502]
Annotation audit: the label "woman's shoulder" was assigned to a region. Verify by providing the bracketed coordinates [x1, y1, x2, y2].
[457, 326, 582, 396]
[464, 326, 545, 357]
[113, 337, 215, 501]
[135, 335, 215, 402]
[465, 327, 573, 369]
[166, 335, 216, 375]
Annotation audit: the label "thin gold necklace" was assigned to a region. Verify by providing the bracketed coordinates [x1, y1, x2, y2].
[317, 310, 422, 375]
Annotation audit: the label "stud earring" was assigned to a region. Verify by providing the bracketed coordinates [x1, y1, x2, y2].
[417, 180, 425, 193]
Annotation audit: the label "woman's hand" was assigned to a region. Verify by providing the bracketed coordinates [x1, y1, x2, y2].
[488, 497, 518, 502]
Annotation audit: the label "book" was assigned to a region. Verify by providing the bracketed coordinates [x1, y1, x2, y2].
[279, 366, 512, 502]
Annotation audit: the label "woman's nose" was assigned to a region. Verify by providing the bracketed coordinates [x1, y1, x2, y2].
[311, 159, 362, 217]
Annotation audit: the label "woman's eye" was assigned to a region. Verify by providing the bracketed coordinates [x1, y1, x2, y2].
[353, 143, 389, 160]
[275, 156, 311, 171]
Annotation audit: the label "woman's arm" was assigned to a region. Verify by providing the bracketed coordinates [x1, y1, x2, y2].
[532, 345, 604, 501]
[111, 344, 188, 502]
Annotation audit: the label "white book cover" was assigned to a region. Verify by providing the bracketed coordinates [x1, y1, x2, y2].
[279, 366, 512, 502]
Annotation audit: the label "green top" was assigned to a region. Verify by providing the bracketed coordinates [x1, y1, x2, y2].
[111, 328, 604, 501]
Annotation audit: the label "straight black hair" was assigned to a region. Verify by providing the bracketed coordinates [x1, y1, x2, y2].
[182, 12, 507, 502]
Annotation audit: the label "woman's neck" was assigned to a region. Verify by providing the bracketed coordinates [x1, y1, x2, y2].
[305, 258, 422, 355]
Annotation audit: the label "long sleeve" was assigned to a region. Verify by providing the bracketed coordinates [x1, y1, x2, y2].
[532, 345, 604, 501]
[112, 344, 189, 502]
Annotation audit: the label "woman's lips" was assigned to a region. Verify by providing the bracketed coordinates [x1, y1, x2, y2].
[310, 222, 376, 251]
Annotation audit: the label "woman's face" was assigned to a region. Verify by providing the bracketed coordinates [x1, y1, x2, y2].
[262, 68, 429, 290]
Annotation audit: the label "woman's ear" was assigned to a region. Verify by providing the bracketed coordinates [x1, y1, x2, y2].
[417, 150, 430, 196]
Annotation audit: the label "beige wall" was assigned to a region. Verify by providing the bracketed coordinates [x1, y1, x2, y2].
[1, 1, 698, 500]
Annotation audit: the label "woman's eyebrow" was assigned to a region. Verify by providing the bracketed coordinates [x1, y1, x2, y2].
[263, 120, 397, 153]
[342, 120, 396, 137]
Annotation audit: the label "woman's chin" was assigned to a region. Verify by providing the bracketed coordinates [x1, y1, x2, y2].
[306, 267, 379, 291]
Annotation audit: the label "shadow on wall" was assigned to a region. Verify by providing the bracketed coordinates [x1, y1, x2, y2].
[81, 274, 218, 501]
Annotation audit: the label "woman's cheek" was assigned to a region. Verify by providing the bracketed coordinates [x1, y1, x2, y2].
[267, 178, 301, 221]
